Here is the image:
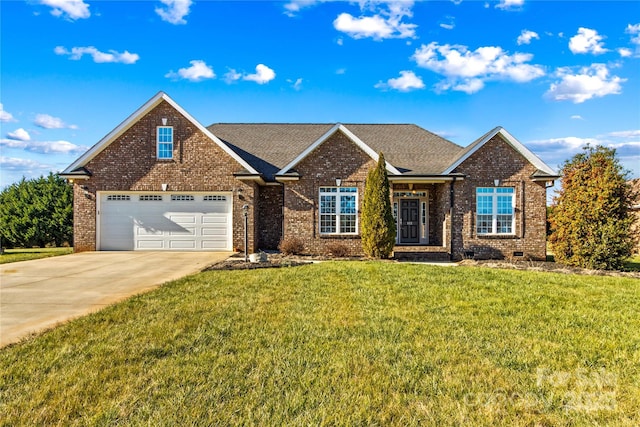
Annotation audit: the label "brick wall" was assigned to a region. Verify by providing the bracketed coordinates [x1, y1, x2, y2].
[451, 134, 548, 260]
[72, 100, 257, 252]
[282, 131, 376, 256]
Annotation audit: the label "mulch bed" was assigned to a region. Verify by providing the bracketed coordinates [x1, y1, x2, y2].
[205, 252, 640, 278]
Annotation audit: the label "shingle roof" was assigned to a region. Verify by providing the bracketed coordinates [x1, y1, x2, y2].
[207, 123, 464, 180]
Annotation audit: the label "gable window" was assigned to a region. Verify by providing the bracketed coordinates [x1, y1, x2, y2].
[319, 187, 358, 235]
[157, 126, 173, 160]
[476, 187, 515, 235]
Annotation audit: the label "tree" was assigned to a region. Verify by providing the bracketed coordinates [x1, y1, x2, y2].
[549, 145, 636, 270]
[361, 152, 396, 258]
[0, 173, 73, 248]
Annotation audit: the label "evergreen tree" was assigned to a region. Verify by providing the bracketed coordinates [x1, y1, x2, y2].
[361, 153, 396, 258]
[0, 173, 73, 248]
[549, 145, 636, 270]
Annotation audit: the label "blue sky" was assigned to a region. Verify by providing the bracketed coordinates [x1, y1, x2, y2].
[1, 0, 639, 196]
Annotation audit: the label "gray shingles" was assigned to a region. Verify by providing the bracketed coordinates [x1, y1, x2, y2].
[207, 123, 465, 180]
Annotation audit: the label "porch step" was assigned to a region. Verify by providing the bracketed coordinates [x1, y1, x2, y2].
[393, 246, 450, 262]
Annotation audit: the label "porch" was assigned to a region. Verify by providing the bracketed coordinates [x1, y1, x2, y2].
[392, 245, 450, 262]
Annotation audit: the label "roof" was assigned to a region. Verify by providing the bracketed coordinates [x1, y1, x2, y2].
[61, 92, 259, 178]
[208, 123, 464, 180]
[61, 92, 558, 184]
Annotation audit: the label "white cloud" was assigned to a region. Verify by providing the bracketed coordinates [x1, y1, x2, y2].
[626, 23, 640, 45]
[412, 42, 545, 94]
[288, 78, 303, 91]
[570, 115, 584, 120]
[618, 48, 632, 57]
[517, 30, 539, 45]
[39, 0, 90, 20]
[55, 46, 139, 64]
[155, 0, 192, 25]
[283, 0, 323, 17]
[496, 0, 524, 10]
[243, 64, 276, 84]
[375, 70, 425, 92]
[224, 68, 242, 84]
[0, 139, 88, 154]
[439, 16, 455, 30]
[34, 113, 77, 130]
[546, 63, 625, 104]
[0, 156, 52, 172]
[333, 1, 417, 40]
[0, 103, 16, 123]
[569, 27, 608, 55]
[607, 130, 640, 139]
[6, 128, 31, 141]
[165, 60, 215, 82]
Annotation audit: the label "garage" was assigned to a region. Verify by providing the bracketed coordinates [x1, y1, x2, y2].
[98, 192, 232, 251]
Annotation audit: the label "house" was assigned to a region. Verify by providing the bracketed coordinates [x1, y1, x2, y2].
[630, 179, 640, 255]
[60, 92, 559, 260]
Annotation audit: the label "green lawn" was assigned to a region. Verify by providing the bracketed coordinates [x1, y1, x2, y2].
[1, 262, 638, 426]
[0, 247, 72, 264]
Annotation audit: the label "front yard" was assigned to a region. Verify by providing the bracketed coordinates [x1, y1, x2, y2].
[1, 262, 638, 425]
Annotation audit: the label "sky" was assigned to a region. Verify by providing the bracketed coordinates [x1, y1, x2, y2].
[1, 0, 639, 199]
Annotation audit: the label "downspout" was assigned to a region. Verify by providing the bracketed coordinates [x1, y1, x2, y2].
[449, 177, 456, 261]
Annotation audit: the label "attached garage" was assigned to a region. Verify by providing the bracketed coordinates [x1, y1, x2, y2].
[98, 192, 232, 251]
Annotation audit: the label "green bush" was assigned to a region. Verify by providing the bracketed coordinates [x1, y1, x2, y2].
[361, 152, 396, 258]
[549, 145, 636, 270]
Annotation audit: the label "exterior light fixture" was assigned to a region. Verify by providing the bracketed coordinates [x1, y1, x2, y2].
[162, 118, 168, 126]
[161, 183, 168, 191]
[494, 179, 500, 187]
[335, 178, 342, 187]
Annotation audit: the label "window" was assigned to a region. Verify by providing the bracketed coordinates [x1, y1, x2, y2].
[171, 195, 194, 201]
[476, 187, 515, 235]
[319, 187, 358, 234]
[157, 126, 173, 159]
[204, 195, 226, 201]
[139, 195, 163, 201]
[106, 194, 130, 201]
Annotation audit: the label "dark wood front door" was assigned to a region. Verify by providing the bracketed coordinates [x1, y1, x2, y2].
[400, 199, 420, 244]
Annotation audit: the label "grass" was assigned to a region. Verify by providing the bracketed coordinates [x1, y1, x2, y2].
[1, 262, 639, 426]
[0, 247, 72, 264]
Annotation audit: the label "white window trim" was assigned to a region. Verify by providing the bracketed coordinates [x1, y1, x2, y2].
[476, 187, 516, 236]
[318, 187, 359, 235]
[156, 126, 173, 160]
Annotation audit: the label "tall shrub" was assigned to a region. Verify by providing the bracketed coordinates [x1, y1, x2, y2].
[361, 152, 396, 258]
[0, 173, 73, 248]
[549, 145, 636, 270]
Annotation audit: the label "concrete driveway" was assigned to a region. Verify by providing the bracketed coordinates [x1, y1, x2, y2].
[0, 251, 230, 347]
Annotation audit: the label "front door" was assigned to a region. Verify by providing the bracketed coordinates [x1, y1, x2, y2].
[400, 199, 420, 244]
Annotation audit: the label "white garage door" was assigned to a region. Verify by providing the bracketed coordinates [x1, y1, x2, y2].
[99, 192, 232, 251]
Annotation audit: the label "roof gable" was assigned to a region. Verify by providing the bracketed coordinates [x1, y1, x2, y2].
[443, 126, 558, 177]
[62, 92, 258, 176]
[276, 124, 402, 176]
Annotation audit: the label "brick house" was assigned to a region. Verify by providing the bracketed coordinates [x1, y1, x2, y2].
[61, 92, 559, 260]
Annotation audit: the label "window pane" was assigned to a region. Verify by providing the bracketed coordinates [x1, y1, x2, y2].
[340, 187, 357, 193]
[340, 195, 356, 214]
[320, 195, 336, 214]
[320, 187, 337, 193]
[497, 195, 513, 214]
[320, 215, 336, 233]
[477, 214, 493, 234]
[477, 195, 493, 214]
[340, 214, 356, 233]
[496, 215, 513, 234]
